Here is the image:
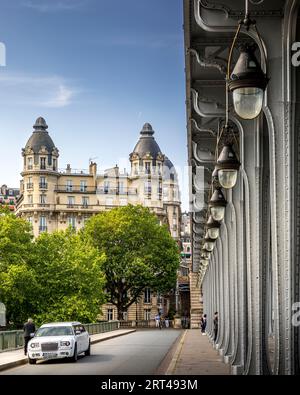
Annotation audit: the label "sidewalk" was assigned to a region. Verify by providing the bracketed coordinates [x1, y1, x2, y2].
[165, 330, 231, 375]
[0, 329, 135, 372]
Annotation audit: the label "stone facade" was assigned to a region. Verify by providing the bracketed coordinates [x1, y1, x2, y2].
[15, 117, 181, 322]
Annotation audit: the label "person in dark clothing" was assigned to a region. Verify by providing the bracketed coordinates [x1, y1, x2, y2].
[213, 312, 218, 342]
[200, 314, 207, 334]
[23, 318, 36, 355]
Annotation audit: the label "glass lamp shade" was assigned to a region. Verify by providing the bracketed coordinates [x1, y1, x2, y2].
[204, 242, 214, 252]
[233, 87, 264, 120]
[218, 169, 238, 189]
[210, 206, 225, 222]
[207, 227, 219, 240]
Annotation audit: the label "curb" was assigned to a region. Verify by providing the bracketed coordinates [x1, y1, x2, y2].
[0, 329, 136, 373]
[165, 329, 187, 375]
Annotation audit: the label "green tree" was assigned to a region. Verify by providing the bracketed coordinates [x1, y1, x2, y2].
[31, 230, 106, 325]
[82, 205, 180, 320]
[0, 209, 37, 326]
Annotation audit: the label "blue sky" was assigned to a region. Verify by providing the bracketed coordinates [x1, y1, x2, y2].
[0, 0, 189, 209]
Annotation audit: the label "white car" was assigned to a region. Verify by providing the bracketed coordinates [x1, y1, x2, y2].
[27, 322, 91, 364]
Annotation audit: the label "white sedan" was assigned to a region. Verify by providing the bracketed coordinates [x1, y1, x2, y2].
[27, 322, 91, 364]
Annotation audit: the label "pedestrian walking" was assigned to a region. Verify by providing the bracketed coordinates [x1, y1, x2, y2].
[155, 314, 160, 328]
[164, 316, 169, 328]
[23, 318, 36, 355]
[200, 314, 207, 335]
[213, 312, 218, 342]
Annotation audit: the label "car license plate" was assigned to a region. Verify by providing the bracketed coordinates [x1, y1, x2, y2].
[43, 353, 57, 359]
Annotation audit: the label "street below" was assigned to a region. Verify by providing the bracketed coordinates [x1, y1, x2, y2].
[1, 329, 181, 375]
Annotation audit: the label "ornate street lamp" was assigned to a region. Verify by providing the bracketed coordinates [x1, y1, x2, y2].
[209, 189, 227, 222]
[216, 143, 240, 189]
[205, 215, 221, 239]
[228, 44, 268, 120]
[226, 1, 269, 120]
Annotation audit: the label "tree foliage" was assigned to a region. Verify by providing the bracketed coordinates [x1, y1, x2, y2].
[31, 230, 106, 325]
[0, 210, 106, 326]
[82, 205, 180, 319]
[0, 210, 37, 325]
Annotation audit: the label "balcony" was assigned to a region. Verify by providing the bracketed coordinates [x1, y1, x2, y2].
[39, 183, 48, 190]
[55, 185, 96, 194]
[97, 187, 137, 195]
[27, 183, 34, 190]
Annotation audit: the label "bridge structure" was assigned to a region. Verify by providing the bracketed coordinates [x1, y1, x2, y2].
[184, 0, 300, 374]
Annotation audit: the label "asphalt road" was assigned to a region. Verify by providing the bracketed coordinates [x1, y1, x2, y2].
[1, 329, 181, 375]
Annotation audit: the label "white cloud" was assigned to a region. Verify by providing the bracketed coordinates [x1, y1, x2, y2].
[23, 0, 89, 12]
[0, 72, 76, 108]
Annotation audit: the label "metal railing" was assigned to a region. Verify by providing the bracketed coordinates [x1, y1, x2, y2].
[0, 321, 120, 352]
[0, 330, 24, 352]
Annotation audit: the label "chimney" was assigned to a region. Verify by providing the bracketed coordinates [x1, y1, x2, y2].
[89, 161, 97, 176]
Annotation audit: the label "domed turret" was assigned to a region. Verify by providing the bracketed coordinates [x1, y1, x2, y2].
[22, 117, 59, 172]
[131, 123, 162, 159]
[24, 117, 56, 154]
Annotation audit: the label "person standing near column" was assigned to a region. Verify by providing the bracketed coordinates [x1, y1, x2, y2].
[200, 313, 207, 335]
[213, 312, 218, 342]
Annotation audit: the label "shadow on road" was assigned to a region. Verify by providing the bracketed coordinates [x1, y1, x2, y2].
[37, 353, 114, 365]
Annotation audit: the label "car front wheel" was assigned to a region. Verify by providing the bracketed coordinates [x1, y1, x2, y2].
[70, 344, 78, 362]
[28, 357, 36, 365]
[85, 341, 91, 356]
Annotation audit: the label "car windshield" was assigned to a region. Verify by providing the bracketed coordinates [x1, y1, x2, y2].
[35, 326, 73, 337]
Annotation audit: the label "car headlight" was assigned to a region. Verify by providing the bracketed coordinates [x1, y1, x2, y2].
[60, 341, 71, 347]
[30, 343, 39, 348]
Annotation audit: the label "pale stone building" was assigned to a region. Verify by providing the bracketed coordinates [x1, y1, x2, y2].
[15, 117, 181, 322]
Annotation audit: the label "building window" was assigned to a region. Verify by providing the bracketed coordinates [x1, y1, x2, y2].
[80, 180, 87, 192]
[39, 216, 47, 232]
[187, 246, 191, 253]
[67, 196, 75, 207]
[27, 195, 33, 205]
[28, 217, 33, 225]
[40, 157, 46, 170]
[82, 196, 89, 207]
[133, 163, 138, 175]
[119, 181, 124, 194]
[39, 194, 46, 205]
[107, 308, 114, 321]
[144, 309, 151, 321]
[68, 216, 76, 229]
[144, 287, 151, 303]
[39, 176, 47, 189]
[27, 177, 33, 190]
[53, 158, 57, 171]
[66, 180, 73, 192]
[157, 162, 162, 175]
[27, 157, 33, 170]
[144, 181, 151, 194]
[104, 181, 109, 193]
[145, 162, 151, 174]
